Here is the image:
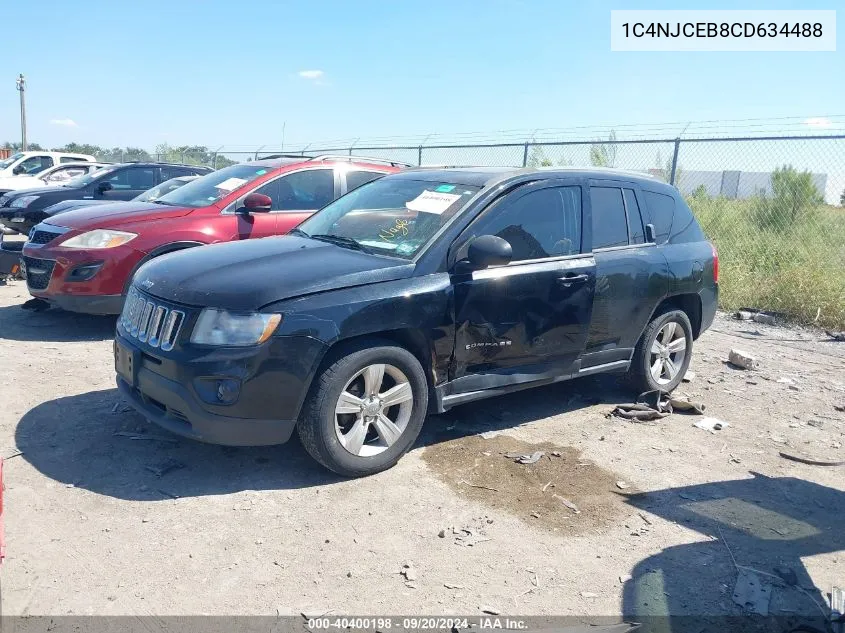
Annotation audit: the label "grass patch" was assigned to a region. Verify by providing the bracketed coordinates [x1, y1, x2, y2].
[689, 195, 845, 329]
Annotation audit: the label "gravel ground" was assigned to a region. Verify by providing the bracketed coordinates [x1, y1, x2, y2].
[0, 277, 843, 625]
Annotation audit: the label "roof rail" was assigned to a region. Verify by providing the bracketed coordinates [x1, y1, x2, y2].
[308, 154, 413, 168]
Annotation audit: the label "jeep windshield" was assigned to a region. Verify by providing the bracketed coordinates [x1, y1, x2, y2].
[295, 179, 479, 259]
[155, 164, 270, 208]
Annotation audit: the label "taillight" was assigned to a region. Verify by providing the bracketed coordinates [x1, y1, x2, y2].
[710, 242, 719, 283]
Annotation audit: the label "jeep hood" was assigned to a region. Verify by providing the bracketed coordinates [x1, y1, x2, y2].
[45, 201, 192, 229]
[134, 236, 415, 310]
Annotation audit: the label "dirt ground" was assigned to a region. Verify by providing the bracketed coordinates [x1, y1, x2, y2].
[0, 274, 843, 625]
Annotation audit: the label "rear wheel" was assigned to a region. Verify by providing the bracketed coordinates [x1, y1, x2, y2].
[627, 309, 693, 394]
[297, 341, 428, 477]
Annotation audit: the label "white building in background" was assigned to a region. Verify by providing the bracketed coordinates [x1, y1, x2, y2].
[650, 169, 828, 200]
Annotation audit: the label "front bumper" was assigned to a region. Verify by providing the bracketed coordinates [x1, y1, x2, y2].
[21, 241, 143, 314]
[114, 330, 328, 446]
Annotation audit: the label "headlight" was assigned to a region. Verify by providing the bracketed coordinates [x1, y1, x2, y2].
[61, 229, 137, 249]
[10, 195, 38, 208]
[191, 309, 282, 346]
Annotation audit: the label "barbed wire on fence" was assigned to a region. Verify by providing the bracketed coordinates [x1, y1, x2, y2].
[91, 134, 845, 328]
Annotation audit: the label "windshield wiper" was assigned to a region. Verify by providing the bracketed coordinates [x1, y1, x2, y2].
[309, 234, 372, 253]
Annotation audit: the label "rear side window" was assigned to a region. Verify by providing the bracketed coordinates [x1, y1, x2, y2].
[159, 167, 195, 181]
[278, 169, 335, 210]
[590, 187, 628, 249]
[60, 156, 86, 163]
[642, 191, 674, 243]
[623, 188, 645, 244]
[346, 171, 384, 191]
[669, 197, 706, 243]
[469, 185, 582, 262]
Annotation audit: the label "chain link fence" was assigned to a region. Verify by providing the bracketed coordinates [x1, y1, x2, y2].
[102, 135, 845, 327]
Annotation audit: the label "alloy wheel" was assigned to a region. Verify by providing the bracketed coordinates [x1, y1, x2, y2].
[649, 321, 688, 385]
[334, 363, 414, 457]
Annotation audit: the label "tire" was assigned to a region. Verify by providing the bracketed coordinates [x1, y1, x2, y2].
[627, 308, 693, 394]
[297, 339, 429, 477]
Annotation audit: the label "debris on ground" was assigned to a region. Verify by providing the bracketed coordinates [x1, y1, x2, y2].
[145, 458, 186, 477]
[1, 447, 23, 460]
[400, 562, 417, 582]
[776, 377, 796, 386]
[459, 479, 500, 493]
[111, 402, 133, 414]
[806, 419, 824, 429]
[437, 529, 446, 538]
[580, 591, 599, 599]
[778, 452, 845, 467]
[835, 405, 845, 412]
[752, 313, 778, 326]
[479, 430, 502, 440]
[693, 417, 729, 433]
[825, 330, 845, 342]
[480, 606, 501, 615]
[505, 451, 545, 464]
[443, 582, 464, 589]
[735, 310, 754, 321]
[616, 481, 629, 490]
[732, 569, 772, 616]
[609, 390, 705, 420]
[728, 349, 758, 370]
[553, 494, 580, 514]
[682, 370, 696, 383]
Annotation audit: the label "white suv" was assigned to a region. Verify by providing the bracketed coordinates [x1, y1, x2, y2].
[0, 161, 108, 194]
[0, 151, 97, 179]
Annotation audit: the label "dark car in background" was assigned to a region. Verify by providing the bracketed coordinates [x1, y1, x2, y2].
[115, 167, 718, 477]
[0, 162, 213, 236]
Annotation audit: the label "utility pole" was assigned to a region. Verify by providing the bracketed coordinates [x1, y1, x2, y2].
[15, 74, 27, 151]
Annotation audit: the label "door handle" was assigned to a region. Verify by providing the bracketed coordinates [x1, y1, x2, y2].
[557, 273, 589, 287]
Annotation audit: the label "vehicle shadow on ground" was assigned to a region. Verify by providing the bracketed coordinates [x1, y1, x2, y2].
[16, 375, 632, 500]
[620, 473, 843, 632]
[15, 388, 341, 499]
[0, 303, 117, 342]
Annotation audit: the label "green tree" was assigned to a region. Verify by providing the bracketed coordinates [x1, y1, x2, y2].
[3, 141, 45, 151]
[589, 130, 617, 167]
[752, 165, 823, 231]
[654, 149, 682, 185]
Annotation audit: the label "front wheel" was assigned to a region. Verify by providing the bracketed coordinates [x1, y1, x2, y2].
[627, 309, 693, 394]
[297, 341, 429, 477]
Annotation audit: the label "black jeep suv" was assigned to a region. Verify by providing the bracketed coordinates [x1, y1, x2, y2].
[115, 167, 718, 477]
[0, 162, 212, 236]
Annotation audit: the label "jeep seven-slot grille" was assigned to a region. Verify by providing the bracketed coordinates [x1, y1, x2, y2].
[22, 256, 55, 290]
[120, 287, 185, 351]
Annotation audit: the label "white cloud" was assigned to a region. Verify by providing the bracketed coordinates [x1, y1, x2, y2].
[50, 118, 78, 127]
[804, 117, 832, 129]
[298, 70, 324, 80]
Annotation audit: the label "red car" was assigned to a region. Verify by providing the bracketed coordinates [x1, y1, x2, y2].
[20, 156, 402, 314]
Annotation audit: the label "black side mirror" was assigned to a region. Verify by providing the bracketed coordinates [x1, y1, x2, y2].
[464, 235, 513, 270]
[12, 165, 25, 175]
[644, 223, 656, 243]
[97, 181, 113, 193]
[237, 192, 273, 214]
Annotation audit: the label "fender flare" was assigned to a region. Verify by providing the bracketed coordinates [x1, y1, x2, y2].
[123, 241, 206, 294]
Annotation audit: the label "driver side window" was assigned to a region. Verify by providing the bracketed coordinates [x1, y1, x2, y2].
[463, 185, 583, 262]
[19, 155, 54, 174]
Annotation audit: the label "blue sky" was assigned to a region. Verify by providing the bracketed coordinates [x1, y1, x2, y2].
[1, 0, 842, 150]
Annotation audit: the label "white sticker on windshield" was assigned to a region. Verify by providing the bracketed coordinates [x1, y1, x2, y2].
[214, 177, 248, 192]
[405, 190, 461, 215]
